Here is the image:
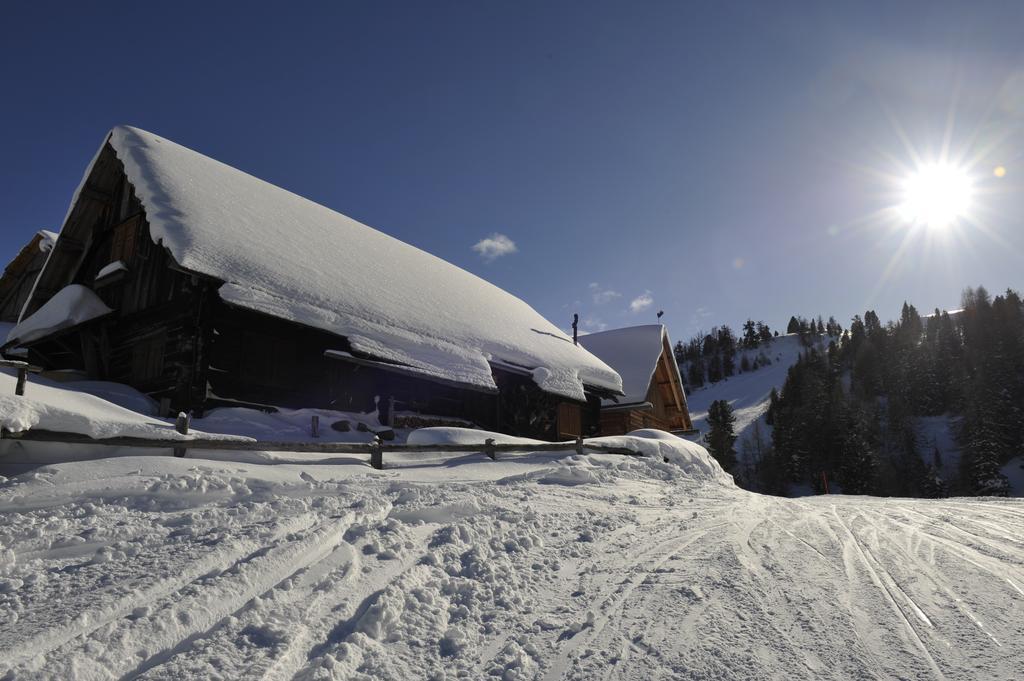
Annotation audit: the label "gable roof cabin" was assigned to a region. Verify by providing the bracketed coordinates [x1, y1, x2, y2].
[580, 324, 693, 435]
[0, 230, 57, 324]
[6, 126, 622, 440]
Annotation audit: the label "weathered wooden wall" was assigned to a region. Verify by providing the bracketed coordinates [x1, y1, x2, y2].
[0, 233, 51, 323]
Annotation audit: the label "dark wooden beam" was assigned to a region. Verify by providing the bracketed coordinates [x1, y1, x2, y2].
[80, 184, 114, 203]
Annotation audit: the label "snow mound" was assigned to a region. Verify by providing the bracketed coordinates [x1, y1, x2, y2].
[53, 378, 160, 416]
[409, 427, 729, 485]
[0, 370, 243, 442]
[6, 285, 112, 346]
[407, 427, 545, 447]
[594, 430, 730, 484]
[81, 126, 622, 402]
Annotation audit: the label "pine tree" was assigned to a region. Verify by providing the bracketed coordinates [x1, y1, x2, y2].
[765, 387, 779, 426]
[705, 399, 738, 471]
[742, 319, 758, 348]
[687, 358, 705, 388]
[961, 401, 1011, 496]
[740, 354, 751, 372]
[837, 409, 877, 495]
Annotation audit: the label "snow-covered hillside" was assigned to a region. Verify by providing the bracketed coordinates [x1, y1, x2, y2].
[684, 334, 1024, 497]
[686, 333, 814, 444]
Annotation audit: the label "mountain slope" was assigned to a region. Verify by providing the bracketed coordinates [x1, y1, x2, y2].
[686, 333, 814, 442]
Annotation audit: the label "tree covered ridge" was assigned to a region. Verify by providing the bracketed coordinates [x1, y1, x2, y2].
[745, 286, 1023, 498]
[674, 319, 779, 391]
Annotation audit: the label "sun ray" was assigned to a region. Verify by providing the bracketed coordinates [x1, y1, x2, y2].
[865, 219, 922, 307]
[939, 68, 964, 165]
[879, 99, 926, 170]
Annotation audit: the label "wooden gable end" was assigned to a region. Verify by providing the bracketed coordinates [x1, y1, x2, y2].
[645, 335, 692, 431]
[15, 142, 215, 413]
[598, 333, 694, 437]
[0, 233, 50, 323]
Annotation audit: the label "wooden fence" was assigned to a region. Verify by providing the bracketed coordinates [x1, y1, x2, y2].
[0, 429, 645, 470]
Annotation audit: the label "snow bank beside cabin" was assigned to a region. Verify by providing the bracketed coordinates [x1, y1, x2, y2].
[0, 370, 243, 442]
[6, 285, 112, 346]
[407, 427, 546, 447]
[409, 426, 730, 485]
[95, 126, 622, 402]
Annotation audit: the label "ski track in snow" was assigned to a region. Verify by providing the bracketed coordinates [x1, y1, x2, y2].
[1, 455, 1023, 680]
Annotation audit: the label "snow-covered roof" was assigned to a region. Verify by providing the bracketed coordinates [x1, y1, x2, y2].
[7, 284, 112, 346]
[580, 324, 675, 406]
[56, 126, 622, 401]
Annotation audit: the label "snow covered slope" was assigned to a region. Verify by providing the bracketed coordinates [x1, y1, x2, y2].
[1, 438, 1022, 680]
[686, 333, 816, 442]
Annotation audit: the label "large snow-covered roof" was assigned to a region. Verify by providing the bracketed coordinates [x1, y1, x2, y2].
[580, 324, 674, 406]
[68, 126, 620, 401]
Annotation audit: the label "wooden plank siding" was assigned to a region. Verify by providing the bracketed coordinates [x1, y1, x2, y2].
[0, 233, 51, 323]
[556, 402, 582, 439]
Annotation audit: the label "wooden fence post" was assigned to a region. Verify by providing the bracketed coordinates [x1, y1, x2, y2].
[311, 415, 320, 438]
[15, 367, 27, 396]
[369, 437, 383, 470]
[484, 438, 496, 461]
[173, 412, 190, 458]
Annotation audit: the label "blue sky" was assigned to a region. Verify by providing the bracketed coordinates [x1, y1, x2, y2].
[3, 1, 1023, 344]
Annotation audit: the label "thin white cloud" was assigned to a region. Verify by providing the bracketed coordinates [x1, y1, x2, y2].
[689, 306, 712, 329]
[629, 291, 654, 313]
[471, 233, 518, 261]
[588, 282, 621, 305]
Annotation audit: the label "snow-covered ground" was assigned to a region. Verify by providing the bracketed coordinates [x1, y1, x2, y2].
[1, 361, 1023, 679]
[2, 441, 1023, 680]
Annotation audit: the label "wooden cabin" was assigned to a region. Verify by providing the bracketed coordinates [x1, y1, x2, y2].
[0, 230, 56, 323]
[3, 126, 623, 440]
[580, 325, 693, 435]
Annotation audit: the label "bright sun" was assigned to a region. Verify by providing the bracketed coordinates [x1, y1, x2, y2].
[898, 163, 973, 229]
